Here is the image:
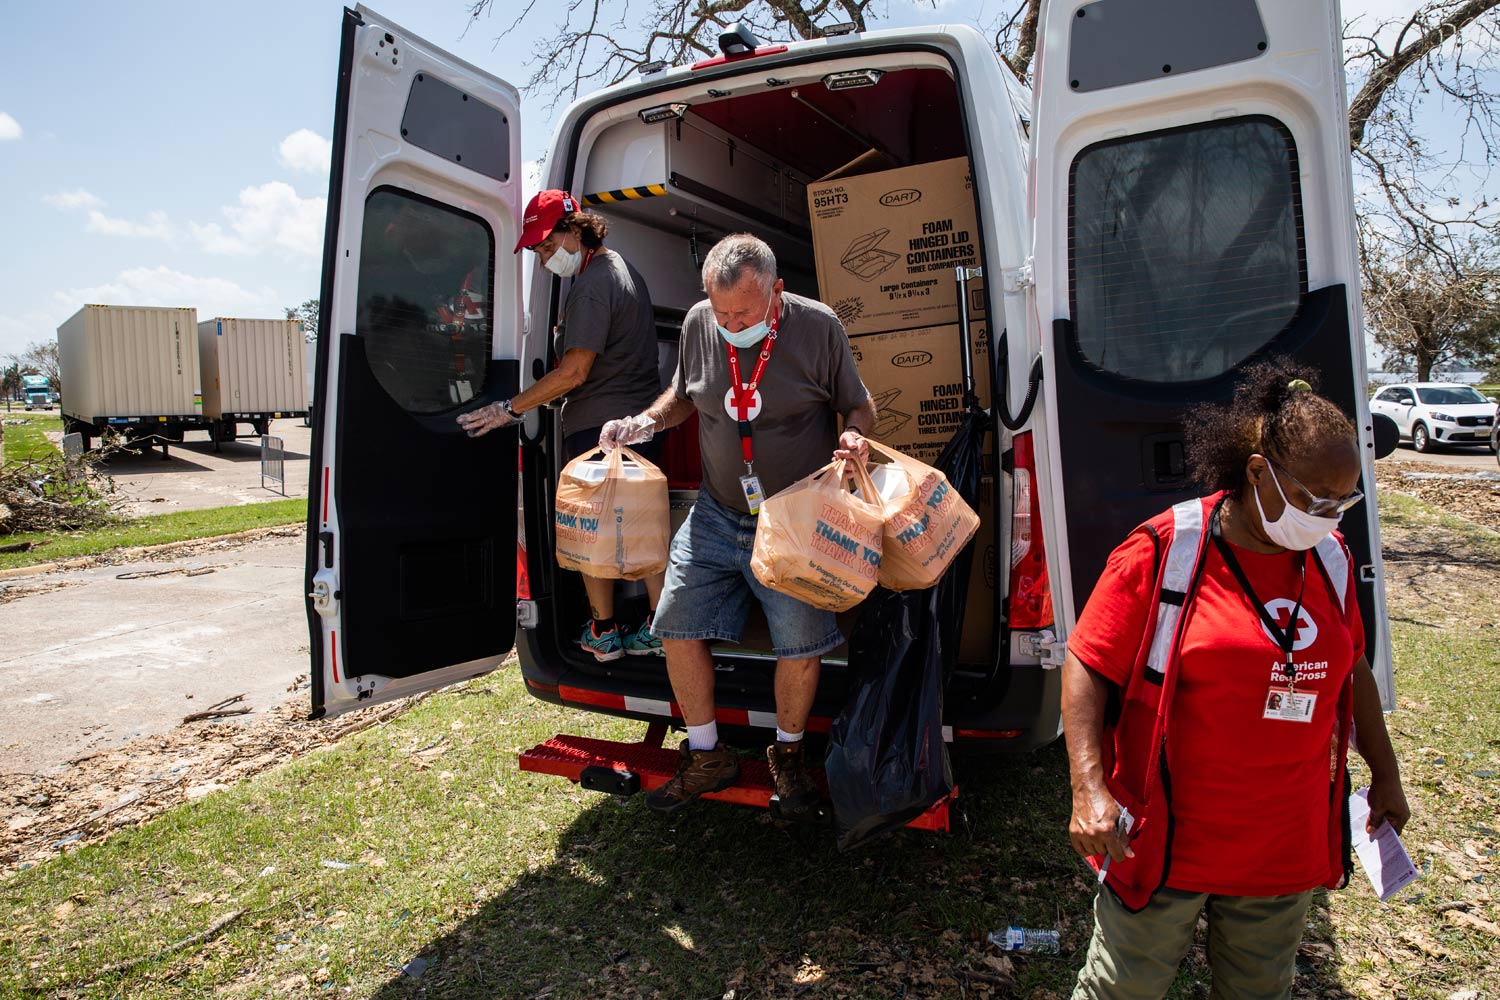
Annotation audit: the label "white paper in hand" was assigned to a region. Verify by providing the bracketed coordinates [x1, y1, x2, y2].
[1349, 786, 1419, 902]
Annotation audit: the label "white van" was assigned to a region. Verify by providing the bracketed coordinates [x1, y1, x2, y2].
[305, 1, 1395, 805]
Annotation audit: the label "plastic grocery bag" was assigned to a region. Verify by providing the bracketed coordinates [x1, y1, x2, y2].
[554, 445, 669, 580]
[750, 458, 885, 613]
[825, 409, 988, 850]
[865, 441, 980, 592]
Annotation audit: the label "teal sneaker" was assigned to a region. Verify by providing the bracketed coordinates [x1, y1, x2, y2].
[622, 614, 663, 657]
[579, 620, 624, 662]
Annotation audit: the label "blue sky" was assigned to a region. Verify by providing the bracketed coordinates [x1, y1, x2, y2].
[0, 0, 1435, 360]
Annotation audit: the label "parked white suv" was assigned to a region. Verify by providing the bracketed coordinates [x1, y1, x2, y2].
[1369, 382, 1498, 453]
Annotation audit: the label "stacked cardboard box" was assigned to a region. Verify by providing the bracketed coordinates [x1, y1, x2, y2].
[808, 157, 997, 666]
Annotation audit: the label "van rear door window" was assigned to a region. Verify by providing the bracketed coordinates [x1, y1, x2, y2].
[1068, 117, 1305, 383]
[356, 188, 495, 413]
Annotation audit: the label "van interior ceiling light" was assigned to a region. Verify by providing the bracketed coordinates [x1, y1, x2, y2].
[638, 102, 690, 124]
[718, 22, 765, 55]
[822, 68, 884, 91]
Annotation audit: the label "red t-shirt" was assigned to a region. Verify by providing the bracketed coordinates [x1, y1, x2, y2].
[1069, 524, 1364, 896]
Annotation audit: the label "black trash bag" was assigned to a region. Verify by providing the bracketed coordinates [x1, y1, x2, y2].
[825, 408, 989, 850]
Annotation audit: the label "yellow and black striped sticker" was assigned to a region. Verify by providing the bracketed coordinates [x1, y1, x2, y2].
[582, 183, 667, 206]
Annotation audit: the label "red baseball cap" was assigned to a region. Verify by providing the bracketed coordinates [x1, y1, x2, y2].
[514, 189, 580, 253]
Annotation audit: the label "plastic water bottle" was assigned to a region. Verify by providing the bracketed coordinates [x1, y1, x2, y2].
[988, 926, 1061, 954]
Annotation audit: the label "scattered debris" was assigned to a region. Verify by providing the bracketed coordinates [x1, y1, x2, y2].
[402, 956, 430, 979]
[320, 860, 353, 870]
[1, 690, 434, 876]
[1443, 907, 1500, 938]
[182, 692, 251, 724]
[1378, 460, 1500, 534]
[116, 563, 223, 581]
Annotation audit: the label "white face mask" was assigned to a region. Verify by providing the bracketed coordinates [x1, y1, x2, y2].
[1254, 467, 1341, 550]
[544, 246, 583, 278]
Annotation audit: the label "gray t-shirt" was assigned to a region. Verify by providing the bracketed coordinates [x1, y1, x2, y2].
[673, 291, 869, 513]
[553, 250, 661, 436]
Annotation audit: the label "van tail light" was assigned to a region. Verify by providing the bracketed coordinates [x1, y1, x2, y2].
[1008, 432, 1053, 630]
[516, 450, 531, 601]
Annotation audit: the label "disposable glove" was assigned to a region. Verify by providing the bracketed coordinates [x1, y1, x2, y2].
[600, 412, 657, 450]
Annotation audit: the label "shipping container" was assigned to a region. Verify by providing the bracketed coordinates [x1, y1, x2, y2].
[197, 318, 310, 446]
[58, 304, 204, 452]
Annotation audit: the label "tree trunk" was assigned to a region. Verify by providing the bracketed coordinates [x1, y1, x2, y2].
[1416, 336, 1436, 382]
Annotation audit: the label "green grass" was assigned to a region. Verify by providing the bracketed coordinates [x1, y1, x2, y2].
[1, 495, 1497, 999]
[0, 499, 307, 571]
[1, 412, 62, 467]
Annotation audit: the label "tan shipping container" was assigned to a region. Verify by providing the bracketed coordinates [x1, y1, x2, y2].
[807, 156, 986, 337]
[57, 304, 200, 420]
[196, 318, 310, 420]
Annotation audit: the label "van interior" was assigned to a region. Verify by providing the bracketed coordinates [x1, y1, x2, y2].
[529, 54, 1010, 708]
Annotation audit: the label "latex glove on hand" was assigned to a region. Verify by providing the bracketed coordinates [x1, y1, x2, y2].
[833, 428, 869, 465]
[456, 401, 516, 438]
[600, 412, 657, 451]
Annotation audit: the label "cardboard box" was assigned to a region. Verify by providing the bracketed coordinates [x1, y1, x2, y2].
[849, 322, 990, 466]
[808, 157, 985, 336]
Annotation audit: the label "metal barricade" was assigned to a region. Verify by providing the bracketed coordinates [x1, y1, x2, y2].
[61, 432, 84, 484]
[260, 435, 286, 496]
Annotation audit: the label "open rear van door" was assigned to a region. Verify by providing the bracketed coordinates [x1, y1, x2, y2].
[1029, 0, 1393, 705]
[306, 5, 523, 717]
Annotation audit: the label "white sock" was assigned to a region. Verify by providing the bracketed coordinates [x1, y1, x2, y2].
[686, 721, 719, 751]
[775, 727, 804, 744]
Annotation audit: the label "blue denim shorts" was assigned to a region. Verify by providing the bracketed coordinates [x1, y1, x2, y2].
[652, 489, 843, 658]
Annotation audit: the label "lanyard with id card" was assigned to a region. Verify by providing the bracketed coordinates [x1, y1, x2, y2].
[726, 307, 779, 513]
[1210, 507, 1314, 723]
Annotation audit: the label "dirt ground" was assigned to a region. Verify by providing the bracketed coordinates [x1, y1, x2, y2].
[46, 419, 311, 516]
[3, 455, 1495, 887]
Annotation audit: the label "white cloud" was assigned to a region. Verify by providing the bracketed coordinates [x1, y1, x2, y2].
[85, 209, 173, 240]
[193, 181, 326, 258]
[58, 266, 278, 319]
[277, 128, 332, 174]
[0, 112, 20, 141]
[43, 188, 103, 210]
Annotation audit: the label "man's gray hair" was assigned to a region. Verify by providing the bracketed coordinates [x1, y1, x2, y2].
[701, 234, 778, 293]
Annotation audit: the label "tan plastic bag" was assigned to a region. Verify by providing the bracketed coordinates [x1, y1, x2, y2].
[554, 445, 669, 580]
[751, 459, 885, 612]
[865, 441, 980, 592]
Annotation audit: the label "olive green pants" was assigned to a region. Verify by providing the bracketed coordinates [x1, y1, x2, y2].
[1071, 886, 1314, 1000]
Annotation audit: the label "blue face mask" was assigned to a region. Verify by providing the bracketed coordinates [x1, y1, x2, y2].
[716, 292, 774, 348]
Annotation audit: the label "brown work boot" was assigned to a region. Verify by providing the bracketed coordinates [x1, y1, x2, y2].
[645, 740, 740, 814]
[766, 740, 821, 819]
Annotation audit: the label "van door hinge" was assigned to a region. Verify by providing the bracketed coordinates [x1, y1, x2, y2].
[1018, 628, 1066, 668]
[1002, 257, 1034, 294]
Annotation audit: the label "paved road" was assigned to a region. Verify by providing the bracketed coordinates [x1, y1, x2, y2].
[0, 533, 307, 775]
[91, 419, 312, 515]
[1377, 442, 1497, 472]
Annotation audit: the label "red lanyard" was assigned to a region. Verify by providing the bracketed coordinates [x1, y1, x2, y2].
[725, 306, 779, 468]
[579, 247, 597, 274]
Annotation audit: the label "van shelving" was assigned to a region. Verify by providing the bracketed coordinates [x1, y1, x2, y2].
[306, 2, 1395, 826]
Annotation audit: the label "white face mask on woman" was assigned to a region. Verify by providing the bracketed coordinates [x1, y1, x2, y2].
[544, 246, 583, 278]
[1254, 466, 1341, 550]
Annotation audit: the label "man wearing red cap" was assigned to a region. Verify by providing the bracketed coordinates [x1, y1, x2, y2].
[459, 190, 665, 661]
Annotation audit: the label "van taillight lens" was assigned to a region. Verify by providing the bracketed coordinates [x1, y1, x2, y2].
[1008, 432, 1053, 630]
[517, 450, 530, 601]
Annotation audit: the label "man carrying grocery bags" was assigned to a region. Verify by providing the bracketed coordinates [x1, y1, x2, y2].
[600, 234, 877, 818]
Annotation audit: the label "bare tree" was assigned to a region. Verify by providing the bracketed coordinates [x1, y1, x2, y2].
[4, 341, 61, 398]
[1362, 226, 1500, 379]
[465, 0, 879, 107]
[1345, 1, 1500, 262]
[286, 299, 320, 343]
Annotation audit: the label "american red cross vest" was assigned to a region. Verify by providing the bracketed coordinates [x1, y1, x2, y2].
[1092, 492, 1356, 911]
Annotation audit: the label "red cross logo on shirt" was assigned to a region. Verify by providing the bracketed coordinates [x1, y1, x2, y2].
[1261, 598, 1318, 652]
[724, 384, 763, 421]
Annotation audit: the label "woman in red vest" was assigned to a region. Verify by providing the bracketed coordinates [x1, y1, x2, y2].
[1063, 361, 1409, 1000]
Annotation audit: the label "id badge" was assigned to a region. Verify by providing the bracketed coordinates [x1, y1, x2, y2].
[740, 474, 765, 514]
[1263, 687, 1316, 722]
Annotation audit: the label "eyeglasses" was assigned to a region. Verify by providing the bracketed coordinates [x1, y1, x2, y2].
[1266, 458, 1364, 517]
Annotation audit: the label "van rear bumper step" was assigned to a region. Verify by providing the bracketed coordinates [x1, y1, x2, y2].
[518, 727, 957, 833]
